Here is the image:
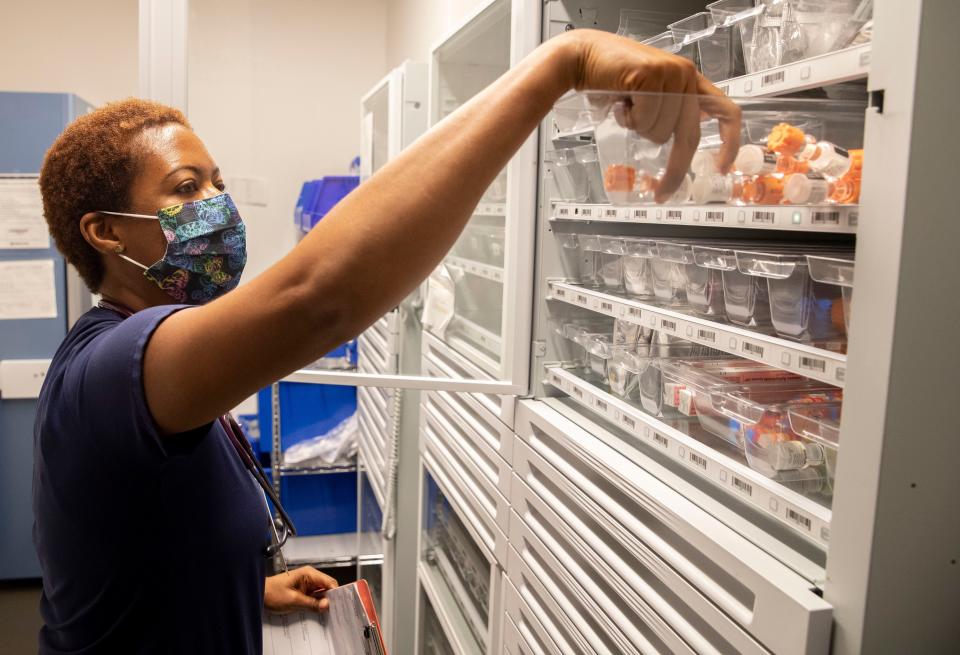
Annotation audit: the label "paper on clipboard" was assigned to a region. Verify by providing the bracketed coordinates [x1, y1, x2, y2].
[262, 580, 385, 655]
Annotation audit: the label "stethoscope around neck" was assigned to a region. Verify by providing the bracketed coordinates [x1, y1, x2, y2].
[97, 298, 297, 560]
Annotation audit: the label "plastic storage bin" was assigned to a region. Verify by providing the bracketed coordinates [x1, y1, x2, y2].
[642, 31, 681, 54]
[632, 344, 726, 416]
[557, 233, 600, 286]
[616, 9, 684, 42]
[598, 236, 626, 291]
[709, 380, 842, 487]
[788, 401, 841, 490]
[621, 238, 658, 299]
[806, 254, 855, 333]
[659, 241, 725, 317]
[549, 316, 613, 369]
[693, 245, 773, 330]
[544, 145, 604, 203]
[302, 176, 359, 231]
[735, 249, 852, 343]
[652, 241, 691, 306]
[668, 12, 738, 82]
[658, 359, 800, 443]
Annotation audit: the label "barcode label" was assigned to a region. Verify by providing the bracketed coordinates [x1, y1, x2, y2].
[812, 211, 840, 225]
[555, 288, 565, 298]
[752, 210, 776, 224]
[661, 319, 677, 332]
[628, 307, 640, 317]
[743, 342, 765, 357]
[551, 374, 562, 387]
[800, 356, 826, 373]
[654, 433, 669, 448]
[761, 70, 786, 87]
[705, 210, 725, 223]
[690, 452, 708, 470]
[633, 209, 648, 220]
[623, 415, 636, 430]
[600, 301, 614, 312]
[787, 508, 812, 531]
[836, 367, 846, 383]
[573, 387, 583, 399]
[666, 210, 683, 221]
[557, 206, 570, 217]
[581, 207, 593, 217]
[733, 476, 753, 497]
[595, 399, 608, 412]
[849, 212, 859, 226]
[697, 329, 716, 343]
[576, 294, 587, 304]
[604, 208, 618, 218]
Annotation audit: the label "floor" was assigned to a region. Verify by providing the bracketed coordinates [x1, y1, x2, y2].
[0, 580, 42, 654]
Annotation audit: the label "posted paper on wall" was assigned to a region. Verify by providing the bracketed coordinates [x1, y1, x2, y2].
[0, 259, 57, 320]
[0, 177, 49, 249]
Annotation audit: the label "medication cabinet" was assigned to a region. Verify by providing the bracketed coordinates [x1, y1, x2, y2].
[287, 1, 959, 653]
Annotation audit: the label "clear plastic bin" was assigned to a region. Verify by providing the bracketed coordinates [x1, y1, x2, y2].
[659, 359, 801, 442]
[580, 92, 865, 209]
[616, 9, 683, 42]
[806, 254, 854, 333]
[595, 236, 626, 291]
[481, 225, 506, 266]
[709, 381, 842, 486]
[668, 12, 737, 82]
[551, 93, 599, 136]
[642, 31, 681, 54]
[657, 241, 726, 316]
[788, 401, 841, 490]
[736, 249, 852, 343]
[544, 145, 605, 203]
[482, 171, 507, 202]
[693, 245, 772, 329]
[550, 316, 612, 369]
[613, 317, 647, 349]
[621, 238, 658, 300]
[706, 0, 755, 76]
[635, 345, 726, 416]
[557, 233, 599, 286]
[651, 243, 688, 306]
[581, 333, 614, 381]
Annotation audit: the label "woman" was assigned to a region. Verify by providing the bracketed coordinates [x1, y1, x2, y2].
[33, 28, 738, 654]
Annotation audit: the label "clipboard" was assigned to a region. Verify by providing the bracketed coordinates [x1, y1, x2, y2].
[263, 579, 386, 655]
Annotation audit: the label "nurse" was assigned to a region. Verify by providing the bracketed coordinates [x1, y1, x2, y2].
[32, 29, 739, 654]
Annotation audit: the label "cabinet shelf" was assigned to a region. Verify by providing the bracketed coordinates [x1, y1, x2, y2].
[544, 366, 831, 550]
[445, 255, 505, 283]
[552, 202, 858, 233]
[714, 43, 871, 98]
[548, 281, 846, 387]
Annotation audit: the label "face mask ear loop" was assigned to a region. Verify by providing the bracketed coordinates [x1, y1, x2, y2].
[117, 253, 150, 271]
[97, 210, 160, 220]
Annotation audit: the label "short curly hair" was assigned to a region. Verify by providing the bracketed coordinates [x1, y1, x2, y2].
[39, 98, 191, 291]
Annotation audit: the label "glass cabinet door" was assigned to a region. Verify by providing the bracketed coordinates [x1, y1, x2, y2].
[361, 74, 394, 182]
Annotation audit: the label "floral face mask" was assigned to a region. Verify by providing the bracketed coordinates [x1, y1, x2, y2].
[99, 193, 247, 304]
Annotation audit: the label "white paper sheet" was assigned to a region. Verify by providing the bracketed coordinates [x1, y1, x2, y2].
[0, 177, 49, 249]
[0, 259, 57, 319]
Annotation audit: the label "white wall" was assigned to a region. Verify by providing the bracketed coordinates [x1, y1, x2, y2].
[188, 0, 389, 284]
[385, 0, 487, 68]
[0, 0, 138, 105]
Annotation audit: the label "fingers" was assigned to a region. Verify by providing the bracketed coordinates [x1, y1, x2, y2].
[697, 76, 742, 173]
[295, 566, 339, 592]
[656, 74, 701, 203]
[642, 58, 695, 145]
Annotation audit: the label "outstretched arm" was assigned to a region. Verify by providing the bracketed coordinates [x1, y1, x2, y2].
[145, 29, 740, 434]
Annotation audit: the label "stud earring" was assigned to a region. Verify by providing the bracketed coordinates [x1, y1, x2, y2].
[114, 245, 125, 254]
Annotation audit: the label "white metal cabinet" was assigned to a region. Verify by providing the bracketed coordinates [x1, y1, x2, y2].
[514, 399, 832, 655]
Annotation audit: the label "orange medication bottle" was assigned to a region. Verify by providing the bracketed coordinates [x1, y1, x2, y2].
[748, 174, 785, 204]
[768, 123, 808, 156]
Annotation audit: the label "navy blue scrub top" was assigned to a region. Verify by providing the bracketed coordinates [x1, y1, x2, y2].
[32, 305, 268, 654]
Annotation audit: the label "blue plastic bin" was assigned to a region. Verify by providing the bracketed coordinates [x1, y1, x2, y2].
[294, 180, 318, 228]
[301, 176, 359, 232]
[256, 382, 357, 457]
[264, 468, 358, 536]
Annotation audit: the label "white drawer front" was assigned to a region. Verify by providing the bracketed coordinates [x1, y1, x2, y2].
[420, 403, 511, 541]
[501, 572, 572, 655]
[515, 400, 832, 655]
[422, 332, 515, 428]
[509, 506, 695, 655]
[358, 384, 391, 427]
[423, 389, 513, 500]
[421, 430, 508, 566]
[358, 332, 393, 374]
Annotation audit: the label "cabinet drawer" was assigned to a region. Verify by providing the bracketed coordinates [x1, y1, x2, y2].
[358, 385, 391, 427]
[421, 431, 508, 566]
[423, 389, 512, 499]
[420, 404, 511, 542]
[422, 332, 515, 428]
[359, 333, 393, 374]
[502, 572, 574, 655]
[515, 400, 831, 655]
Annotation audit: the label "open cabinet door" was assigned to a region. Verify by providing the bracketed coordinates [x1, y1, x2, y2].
[286, 0, 540, 398]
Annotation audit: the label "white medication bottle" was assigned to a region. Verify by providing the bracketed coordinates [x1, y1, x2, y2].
[808, 141, 852, 179]
[734, 144, 777, 176]
[692, 174, 738, 204]
[668, 173, 693, 204]
[783, 173, 832, 204]
[691, 149, 720, 176]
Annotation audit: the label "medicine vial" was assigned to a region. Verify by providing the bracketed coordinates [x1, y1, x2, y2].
[808, 141, 852, 179]
[692, 173, 740, 204]
[668, 173, 693, 204]
[734, 144, 778, 175]
[783, 173, 832, 204]
[748, 174, 785, 204]
[691, 149, 720, 176]
[767, 123, 809, 156]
